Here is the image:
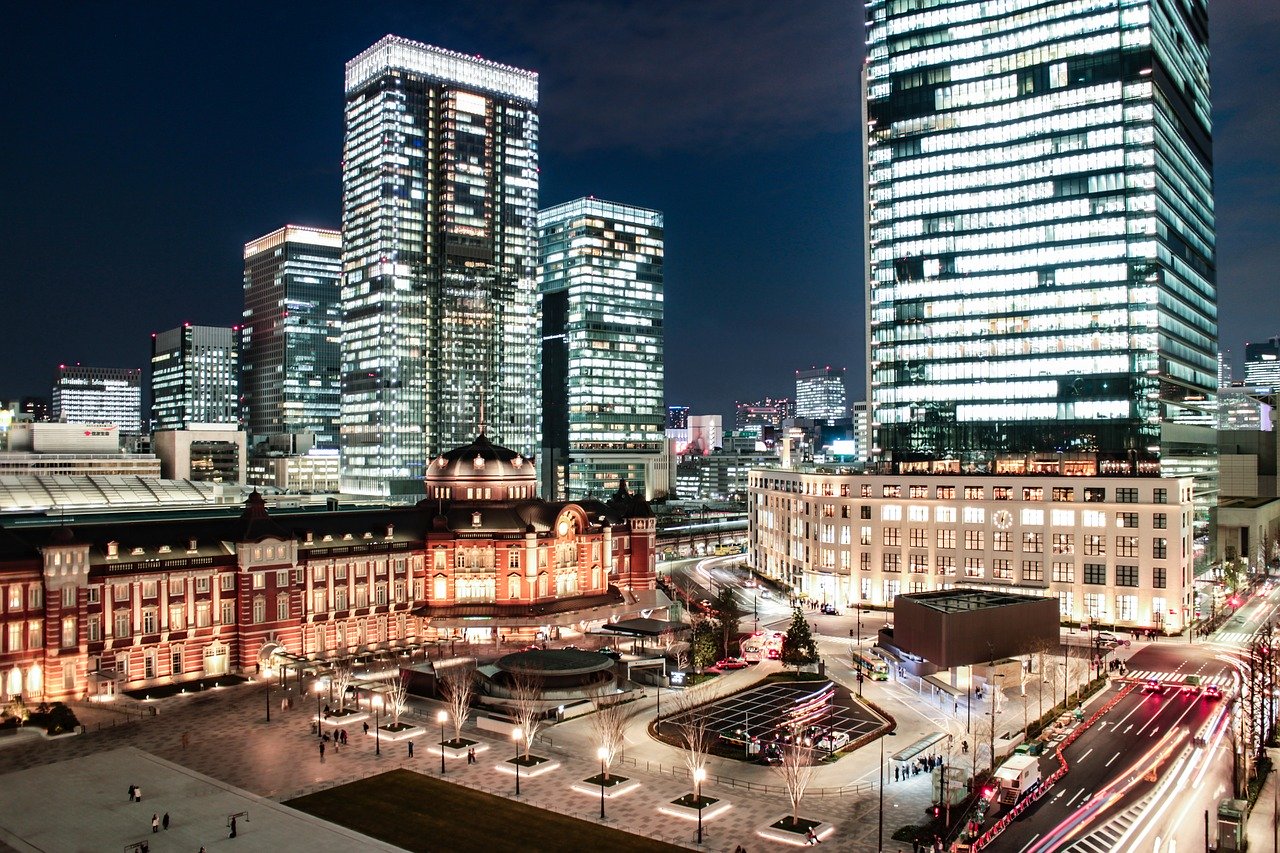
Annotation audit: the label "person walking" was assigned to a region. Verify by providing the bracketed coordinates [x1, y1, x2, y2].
[127, 785, 136, 802]
[134, 786, 142, 802]
[408, 741, 414, 758]
[162, 813, 169, 831]
[229, 816, 237, 838]
[151, 814, 159, 833]
[363, 721, 370, 736]
[320, 741, 326, 762]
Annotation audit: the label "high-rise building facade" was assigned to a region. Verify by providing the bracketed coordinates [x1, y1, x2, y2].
[735, 398, 795, 435]
[340, 36, 540, 495]
[795, 366, 848, 420]
[865, 0, 1217, 549]
[52, 365, 142, 435]
[1243, 338, 1280, 395]
[150, 325, 240, 431]
[538, 198, 665, 500]
[242, 226, 343, 447]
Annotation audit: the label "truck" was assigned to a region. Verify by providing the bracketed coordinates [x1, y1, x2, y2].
[993, 754, 1041, 805]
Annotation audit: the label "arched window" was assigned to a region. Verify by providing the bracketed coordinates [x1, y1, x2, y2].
[507, 574, 521, 599]
[433, 574, 448, 601]
[537, 573, 548, 597]
[591, 565, 602, 589]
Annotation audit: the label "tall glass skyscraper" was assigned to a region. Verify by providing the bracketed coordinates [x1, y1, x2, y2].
[242, 225, 343, 447]
[51, 365, 142, 435]
[538, 198, 665, 500]
[865, 0, 1217, 544]
[149, 325, 240, 430]
[341, 36, 539, 495]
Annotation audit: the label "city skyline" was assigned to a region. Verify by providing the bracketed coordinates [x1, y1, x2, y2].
[3, 1, 1277, 423]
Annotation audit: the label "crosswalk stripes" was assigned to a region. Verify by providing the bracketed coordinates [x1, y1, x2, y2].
[1123, 669, 1233, 689]
[1211, 630, 1256, 646]
[1064, 789, 1157, 853]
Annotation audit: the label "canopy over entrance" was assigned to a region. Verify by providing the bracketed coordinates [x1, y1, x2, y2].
[891, 731, 950, 763]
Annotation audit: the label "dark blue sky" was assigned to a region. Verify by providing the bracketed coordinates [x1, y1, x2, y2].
[2, 1, 1276, 422]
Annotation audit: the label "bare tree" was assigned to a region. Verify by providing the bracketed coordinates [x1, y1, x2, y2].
[670, 690, 715, 783]
[509, 666, 546, 760]
[439, 662, 476, 743]
[386, 674, 409, 728]
[588, 687, 635, 780]
[331, 663, 353, 712]
[773, 738, 818, 826]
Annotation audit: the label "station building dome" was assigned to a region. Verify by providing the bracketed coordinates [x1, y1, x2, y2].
[424, 431, 537, 502]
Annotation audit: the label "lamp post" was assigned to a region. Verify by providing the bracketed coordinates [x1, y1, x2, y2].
[314, 680, 323, 739]
[597, 745, 609, 820]
[694, 767, 707, 845]
[265, 672, 271, 723]
[877, 730, 897, 853]
[512, 728, 523, 796]
[373, 695, 382, 756]
[437, 710, 448, 775]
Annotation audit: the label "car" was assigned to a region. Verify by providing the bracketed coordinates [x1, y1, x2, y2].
[1203, 685, 1223, 700]
[715, 657, 749, 670]
[821, 603, 839, 615]
[598, 647, 622, 660]
[759, 590, 773, 600]
[1095, 631, 1130, 648]
[758, 743, 783, 765]
[1141, 678, 1165, 694]
[767, 648, 781, 660]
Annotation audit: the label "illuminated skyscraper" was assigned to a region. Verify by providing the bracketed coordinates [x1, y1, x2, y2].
[150, 325, 241, 431]
[52, 365, 142, 435]
[242, 225, 343, 447]
[865, 0, 1216, 540]
[795, 366, 848, 420]
[340, 36, 539, 495]
[538, 198, 665, 500]
[1243, 338, 1280, 395]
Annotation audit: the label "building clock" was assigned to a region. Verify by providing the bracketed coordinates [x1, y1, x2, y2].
[993, 509, 1014, 530]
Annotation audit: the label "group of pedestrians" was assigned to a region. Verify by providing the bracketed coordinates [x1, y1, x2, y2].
[891, 753, 945, 782]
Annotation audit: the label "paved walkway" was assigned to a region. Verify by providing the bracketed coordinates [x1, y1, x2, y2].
[0, 747, 404, 853]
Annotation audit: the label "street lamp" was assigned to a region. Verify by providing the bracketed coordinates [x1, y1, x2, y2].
[437, 710, 449, 775]
[597, 745, 609, 820]
[372, 695, 382, 756]
[264, 671, 271, 723]
[693, 766, 707, 844]
[877, 731, 897, 853]
[512, 728, 523, 796]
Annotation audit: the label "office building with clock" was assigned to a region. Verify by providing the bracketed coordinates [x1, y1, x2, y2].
[749, 467, 1195, 635]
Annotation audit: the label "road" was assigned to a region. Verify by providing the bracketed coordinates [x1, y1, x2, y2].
[991, 641, 1239, 853]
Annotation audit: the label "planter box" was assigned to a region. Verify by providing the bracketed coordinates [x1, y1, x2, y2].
[755, 814, 834, 847]
[658, 795, 731, 822]
[570, 775, 641, 799]
[369, 724, 423, 743]
[495, 755, 559, 778]
[430, 738, 486, 759]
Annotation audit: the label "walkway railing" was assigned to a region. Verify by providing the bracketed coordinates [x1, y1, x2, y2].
[613, 754, 873, 798]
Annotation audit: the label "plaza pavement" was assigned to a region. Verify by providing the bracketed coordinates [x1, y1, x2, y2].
[0, 618, 1126, 853]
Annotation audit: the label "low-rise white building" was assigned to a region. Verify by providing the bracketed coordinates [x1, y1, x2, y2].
[749, 467, 1194, 634]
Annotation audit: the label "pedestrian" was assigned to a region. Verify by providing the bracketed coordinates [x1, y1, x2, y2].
[127, 785, 136, 802]
[152, 814, 159, 833]
[162, 813, 169, 831]
[961, 740, 968, 755]
[134, 786, 142, 802]
[229, 816, 237, 838]
[320, 741, 326, 762]
[894, 765, 899, 782]
[953, 700, 958, 713]
[363, 721, 370, 736]
[408, 740, 414, 758]
[342, 729, 348, 746]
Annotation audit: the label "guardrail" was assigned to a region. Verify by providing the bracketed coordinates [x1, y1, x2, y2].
[613, 754, 873, 798]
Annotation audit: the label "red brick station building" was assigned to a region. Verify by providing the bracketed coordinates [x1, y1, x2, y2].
[0, 433, 660, 703]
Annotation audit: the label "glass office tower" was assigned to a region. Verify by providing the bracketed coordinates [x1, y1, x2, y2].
[538, 198, 665, 500]
[341, 36, 539, 495]
[865, 0, 1217, 548]
[52, 365, 142, 435]
[149, 325, 240, 430]
[242, 225, 343, 447]
[795, 366, 848, 420]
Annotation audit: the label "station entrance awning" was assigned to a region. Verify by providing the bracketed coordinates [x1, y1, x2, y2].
[891, 731, 950, 763]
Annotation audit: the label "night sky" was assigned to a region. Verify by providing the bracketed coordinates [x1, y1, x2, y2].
[3, 1, 1277, 422]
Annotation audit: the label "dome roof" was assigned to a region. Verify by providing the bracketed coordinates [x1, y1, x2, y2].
[425, 432, 536, 488]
